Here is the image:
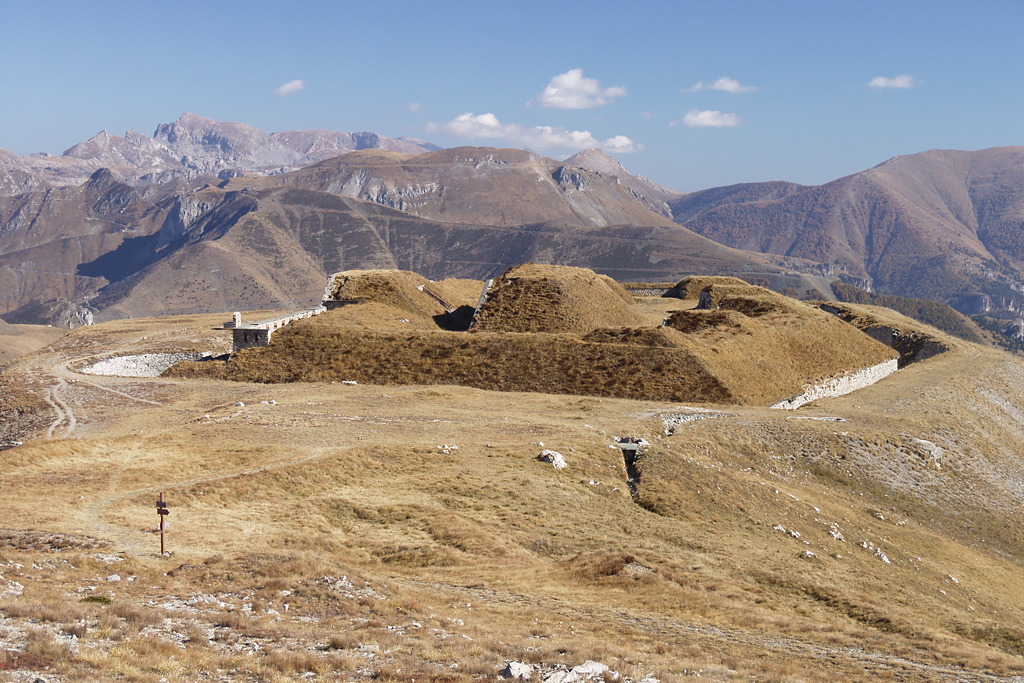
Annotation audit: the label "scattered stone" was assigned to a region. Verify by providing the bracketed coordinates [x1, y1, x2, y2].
[572, 661, 609, 677]
[342, 380, 358, 385]
[106, 574, 121, 582]
[537, 450, 567, 469]
[235, 402, 245, 407]
[660, 410, 728, 434]
[614, 436, 650, 450]
[437, 444, 459, 454]
[829, 523, 845, 541]
[802, 550, 818, 559]
[501, 661, 534, 679]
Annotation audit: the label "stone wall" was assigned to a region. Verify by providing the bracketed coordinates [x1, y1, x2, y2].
[80, 352, 213, 378]
[771, 358, 899, 410]
[230, 306, 326, 352]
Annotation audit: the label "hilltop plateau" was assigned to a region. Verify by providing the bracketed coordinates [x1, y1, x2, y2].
[2, 276, 1024, 681]
[171, 266, 899, 408]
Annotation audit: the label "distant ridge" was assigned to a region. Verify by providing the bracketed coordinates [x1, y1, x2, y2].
[0, 113, 438, 194]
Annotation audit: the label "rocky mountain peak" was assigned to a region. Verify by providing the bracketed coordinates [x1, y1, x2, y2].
[563, 148, 627, 177]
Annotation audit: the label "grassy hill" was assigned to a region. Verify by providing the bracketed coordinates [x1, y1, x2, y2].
[171, 267, 898, 407]
[1, 298, 1024, 680]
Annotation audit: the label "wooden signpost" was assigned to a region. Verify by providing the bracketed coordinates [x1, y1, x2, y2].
[156, 492, 169, 555]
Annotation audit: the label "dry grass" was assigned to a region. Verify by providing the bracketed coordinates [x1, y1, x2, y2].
[170, 268, 898, 407]
[473, 263, 641, 333]
[5, 288, 1024, 680]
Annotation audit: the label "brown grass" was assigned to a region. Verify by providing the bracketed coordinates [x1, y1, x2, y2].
[5, 288, 1024, 682]
[472, 263, 641, 333]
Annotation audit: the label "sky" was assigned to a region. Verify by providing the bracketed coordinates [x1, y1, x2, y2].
[2, 0, 1023, 192]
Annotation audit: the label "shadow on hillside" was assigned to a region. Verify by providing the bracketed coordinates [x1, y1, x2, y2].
[434, 305, 476, 331]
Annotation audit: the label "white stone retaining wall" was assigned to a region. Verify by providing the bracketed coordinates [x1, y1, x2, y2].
[771, 358, 899, 410]
[80, 352, 212, 378]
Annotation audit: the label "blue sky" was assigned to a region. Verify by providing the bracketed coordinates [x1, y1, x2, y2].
[2, 1, 1022, 191]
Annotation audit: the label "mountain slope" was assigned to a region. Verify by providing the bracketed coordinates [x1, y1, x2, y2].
[675, 146, 1024, 312]
[81, 186, 816, 322]
[226, 146, 683, 229]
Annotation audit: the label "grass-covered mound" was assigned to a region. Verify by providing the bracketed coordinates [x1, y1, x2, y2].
[325, 269, 479, 319]
[665, 275, 752, 300]
[472, 263, 642, 334]
[171, 320, 735, 402]
[662, 284, 899, 404]
[172, 266, 900, 406]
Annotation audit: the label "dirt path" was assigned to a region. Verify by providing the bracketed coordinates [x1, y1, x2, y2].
[42, 377, 76, 438]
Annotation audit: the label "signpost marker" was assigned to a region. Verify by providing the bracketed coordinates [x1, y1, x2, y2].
[156, 492, 169, 555]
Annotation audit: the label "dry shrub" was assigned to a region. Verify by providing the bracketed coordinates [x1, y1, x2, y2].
[212, 611, 252, 630]
[564, 552, 636, 580]
[185, 622, 209, 646]
[327, 631, 361, 650]
[24, 627, 71, 660]
[63, 623, 88, 639]
[0, 528, 111, 551]
[372, 544, 460, 567]
[955, 623, 1024, 656]
[663, 309, 750, 334]
[111, 602, 164, 628]
[263, 647, 326, 674]
[124, 635, 182, 658]
[582, 326, 682, 347]
[1, 596, 81, 623]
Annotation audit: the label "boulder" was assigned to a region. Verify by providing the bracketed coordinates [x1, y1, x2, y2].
[538, 450, 567, 469]
[502, 661, 533, 679]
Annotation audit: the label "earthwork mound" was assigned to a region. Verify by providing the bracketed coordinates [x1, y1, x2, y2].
[326, 269, 476, 320]
[472, 263, 642, 333]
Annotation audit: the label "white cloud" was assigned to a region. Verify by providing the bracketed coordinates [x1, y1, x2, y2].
[407, 102, 422, 112]
[533, 68, 626, 109]
[427, 112, 638, 153]
[867, 74, 916, 89]
[274, 79, 306, 96]
[687, 76, 757, 93]
[678, 109, 741, 128]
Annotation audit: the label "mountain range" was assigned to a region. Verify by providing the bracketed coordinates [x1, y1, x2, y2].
[1, 114, 1023, 329]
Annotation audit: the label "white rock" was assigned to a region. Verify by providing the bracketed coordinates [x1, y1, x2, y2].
[235, 401, 245, 407]
[538, 450, 567, 469]
[543, 672, 574, 683]
[501, 661, 533, 679]
[572, 661, 609, 677]
[106, 574, 121, 582]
